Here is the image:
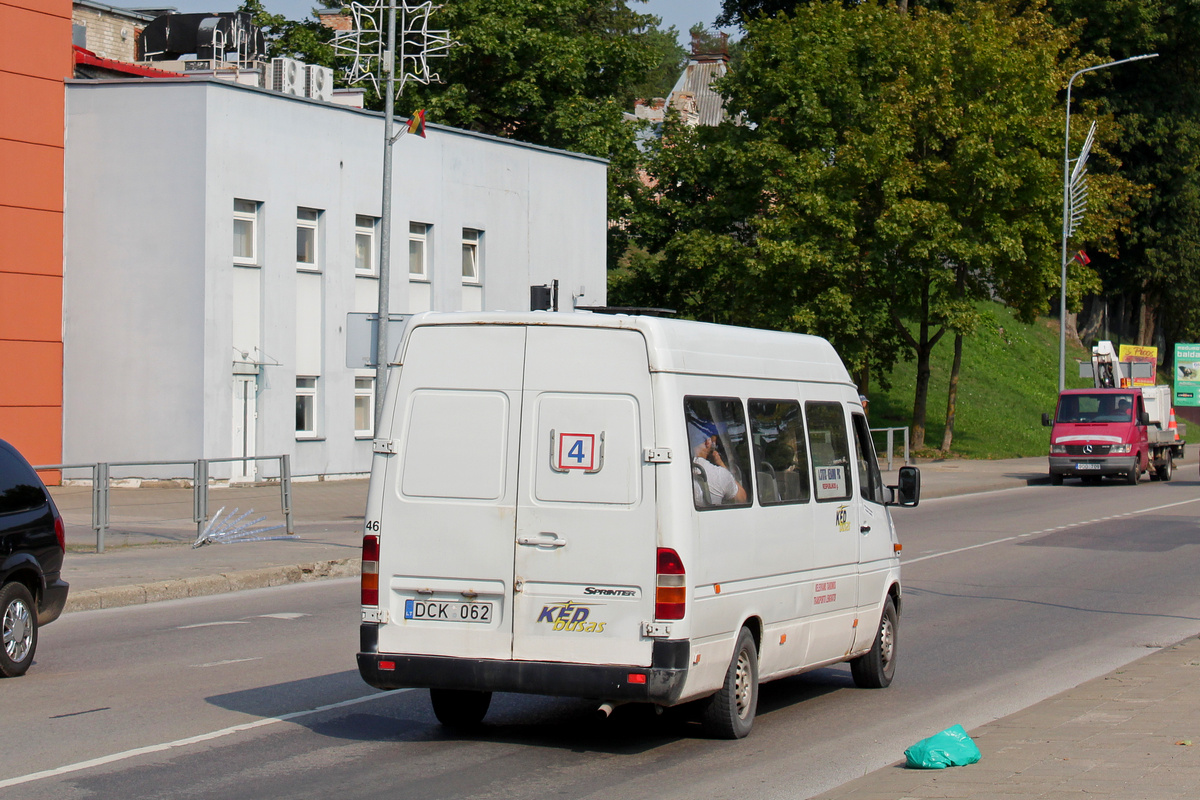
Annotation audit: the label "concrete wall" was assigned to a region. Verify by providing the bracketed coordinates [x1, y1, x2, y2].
[63, 78, 608, 478]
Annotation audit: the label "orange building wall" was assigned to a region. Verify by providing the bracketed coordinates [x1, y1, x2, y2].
[0, 0, 71, 467]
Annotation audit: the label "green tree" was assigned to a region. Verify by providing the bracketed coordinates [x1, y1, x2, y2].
[621, 1, 1125, 449]
[1045, 0, 1200, 349]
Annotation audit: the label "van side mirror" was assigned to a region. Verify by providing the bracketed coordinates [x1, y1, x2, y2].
[1139, 410, 1150, 426]
[886, 465, 920, 508]
[1041, 412, 1051, 427]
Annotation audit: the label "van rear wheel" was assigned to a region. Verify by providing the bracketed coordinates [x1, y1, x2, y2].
[430, 688, 491, 730]
[700, 626, 759, 739]
[850, 596, 898, 689]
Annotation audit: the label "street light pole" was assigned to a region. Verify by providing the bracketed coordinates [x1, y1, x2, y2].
[374, 0, 398, 435]
[1059, 53, 1157, 392]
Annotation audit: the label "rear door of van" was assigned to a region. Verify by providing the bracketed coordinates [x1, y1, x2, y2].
[375, 324, 526, 660]
[510, 326, 658, 666]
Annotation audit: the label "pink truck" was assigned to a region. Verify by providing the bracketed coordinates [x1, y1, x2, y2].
[1043, 342, 1184, 485]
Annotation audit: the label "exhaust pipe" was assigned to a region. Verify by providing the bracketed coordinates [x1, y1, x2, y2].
[596, 701, 624, 719]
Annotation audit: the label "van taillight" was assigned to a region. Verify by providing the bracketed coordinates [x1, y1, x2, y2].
[54, 514, 65, 552]
[361, 534, 380, 606]
[656, 547, 686, 620]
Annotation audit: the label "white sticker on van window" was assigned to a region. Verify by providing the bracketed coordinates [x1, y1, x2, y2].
[557, 433, 597, 471]
[815, 465, 846, 500]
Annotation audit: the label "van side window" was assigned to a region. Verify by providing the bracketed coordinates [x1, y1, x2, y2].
[851, 414, 885, 505]
[749, 400, 810, 505]
[685, 396, 752, 509]
[805, 401, 853, 502]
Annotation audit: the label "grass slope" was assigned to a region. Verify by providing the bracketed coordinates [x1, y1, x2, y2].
[867, 302, 1093, 459]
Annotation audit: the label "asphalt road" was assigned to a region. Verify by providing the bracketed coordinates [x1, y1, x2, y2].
[5, 478, 1200, 799]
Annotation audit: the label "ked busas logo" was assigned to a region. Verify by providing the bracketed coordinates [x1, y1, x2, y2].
[536, 601, 606, 633]
[835, 504, 850, 532]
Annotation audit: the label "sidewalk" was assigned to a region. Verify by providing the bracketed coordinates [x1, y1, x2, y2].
[812, 635, 1200, 799]
[54, 456, 1200, 799]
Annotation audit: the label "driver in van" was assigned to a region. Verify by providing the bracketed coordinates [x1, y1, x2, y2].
[692, 431, 748, 507]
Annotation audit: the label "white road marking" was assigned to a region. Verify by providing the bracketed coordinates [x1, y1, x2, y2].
[905, 496, 1200, 565]
[255, 613, 309, 620]
[190, 657, 263, 668]
[0, 689, 413, 790]
[175, 621, 250, 629]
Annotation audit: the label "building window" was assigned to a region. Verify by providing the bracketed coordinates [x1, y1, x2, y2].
[462, 228, 481, 284]
[409, 222, 428, 279]
[296, 376, 318, 437]
[297, 208, 320, 271]
[355, 215, 377, 275]
[233, 199, 258, 265]
[355, 377, 375, 437]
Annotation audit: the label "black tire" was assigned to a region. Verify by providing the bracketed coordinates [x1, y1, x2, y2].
[1158, 453, 1174, 482]
[430, 688, 491, 730]
[1126, 461, 1141, 485]
[700, 626, 759, 739]
[850, 596, 898, 689]
[0, 582, 38, 678]
[1050, 473, 1063, 486]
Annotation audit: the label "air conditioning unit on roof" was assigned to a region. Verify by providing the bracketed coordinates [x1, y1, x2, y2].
[270, 57, 303, 96]
[305, 64, 333, 102]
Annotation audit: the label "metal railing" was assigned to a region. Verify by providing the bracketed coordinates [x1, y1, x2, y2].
[35, 456, 293, 554]
[870, 427, 910, 471]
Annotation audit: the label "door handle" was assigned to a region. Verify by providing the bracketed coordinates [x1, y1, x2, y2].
[517, 533, 568, 548]
[860, 525, 871, 534]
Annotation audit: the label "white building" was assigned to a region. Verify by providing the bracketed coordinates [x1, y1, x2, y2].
[63, 77, 607, 479]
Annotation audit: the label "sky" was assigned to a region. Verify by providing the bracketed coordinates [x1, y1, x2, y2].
[148, 0, 736, 45]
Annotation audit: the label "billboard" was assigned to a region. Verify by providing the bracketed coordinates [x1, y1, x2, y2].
[1175, 343, 1200, 408]
[1118, 344, 1157, 387]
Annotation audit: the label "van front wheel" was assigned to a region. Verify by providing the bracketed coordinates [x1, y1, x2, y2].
[700, 626, 759, 739]
[430, 688, 492, 730]
[850, 596, 898, 689]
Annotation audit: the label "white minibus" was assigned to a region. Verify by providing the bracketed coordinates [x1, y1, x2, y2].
[357, 311, 919, 738]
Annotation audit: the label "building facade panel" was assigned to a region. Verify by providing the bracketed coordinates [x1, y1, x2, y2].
[1, 0, 69, 467]
[0, 207, 63, 276]
[0, 2, 72, 79]
[0, 71, 67, 145]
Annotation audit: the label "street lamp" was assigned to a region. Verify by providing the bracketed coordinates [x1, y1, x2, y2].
[1059, 53, 1157, 391]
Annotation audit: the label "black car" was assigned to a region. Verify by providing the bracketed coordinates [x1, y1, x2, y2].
[0, 438, 68, 677]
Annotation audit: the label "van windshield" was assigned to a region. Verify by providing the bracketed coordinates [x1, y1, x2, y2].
[1056, 393, 1134, 424]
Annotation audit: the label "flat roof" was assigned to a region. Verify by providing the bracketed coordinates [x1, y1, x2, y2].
[65, 77, 610, 164]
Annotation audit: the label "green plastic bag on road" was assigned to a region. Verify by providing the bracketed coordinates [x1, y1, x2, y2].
[904, 724, 982, 769]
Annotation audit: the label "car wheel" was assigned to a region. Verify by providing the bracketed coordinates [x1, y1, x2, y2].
[1157, 453, 1174, 482]
[851, 596, 898, 689]
[1126, 462, 1141, 485]
[430, 688, 491, 730]
[700, 626, 759, 739]
[0, 582, 38, 678]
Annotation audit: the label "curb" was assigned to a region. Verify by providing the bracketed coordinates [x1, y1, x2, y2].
[63, 557, 361, 613]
